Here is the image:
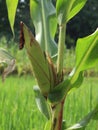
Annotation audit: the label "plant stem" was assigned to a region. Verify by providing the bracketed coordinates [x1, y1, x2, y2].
[57, 24, 66, 80]
[51, 24, 66, 130]
[51, 100, 65, 130]
[41, 0, 48, 52]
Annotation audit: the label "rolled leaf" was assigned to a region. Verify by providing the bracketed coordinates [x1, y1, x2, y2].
[20, 22, 56, 96]
[6, 0, 18, 35]
[33, 86, 50, 120]
[30, 0, 57, 56]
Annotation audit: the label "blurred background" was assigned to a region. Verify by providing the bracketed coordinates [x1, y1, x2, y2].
[0, 0, 98, 47]
[0, 0, 98, 75]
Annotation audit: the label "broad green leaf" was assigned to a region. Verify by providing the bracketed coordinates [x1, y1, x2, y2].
[48, 29, 98, 103]
[56, 0, 87, 24]
[0, 48, 15, 81]
[30, 0, 57, 56]
[21, 22, 56, 96]
[67, 0, 87, 22]
[6, 0, 18, 35]
[33, 86, 50, 120]
[75, 28, 98, 71]
[66, 104, 98, 130]
[67, 28, 98, 92]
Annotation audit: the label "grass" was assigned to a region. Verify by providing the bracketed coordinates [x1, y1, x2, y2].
[0, 75, 98, 130]
[0, 75, 46, 130]
[64, 77, 98, 129]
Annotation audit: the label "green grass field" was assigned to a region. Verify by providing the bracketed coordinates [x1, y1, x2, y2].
[0, 75, 98, 130]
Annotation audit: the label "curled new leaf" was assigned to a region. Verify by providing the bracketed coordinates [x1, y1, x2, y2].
[33, 86, 50, 120]
[20, 22, 57, 96]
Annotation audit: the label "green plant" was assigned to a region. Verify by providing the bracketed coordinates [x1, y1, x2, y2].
[5, 0, 98, 130]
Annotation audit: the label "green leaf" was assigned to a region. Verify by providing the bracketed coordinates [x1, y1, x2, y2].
[48, 70, 84, 103]
[56, 0, 87, 24]
[30, 0, 57, 56]
[48, 78, 70, 103]
[67, 0, 87, 22]
[69, 70, 83, 88]
[0, 48, 15, 81]
[33, 86, 50, 120]
[6, 0, 18, 35]
[67, 28, 98, 91]
[21, 22, 56, 96]
[66, 104, 98, 130]
[48, 72, 83, 103]
[48, 29, 98, 103]
[75, 28, 98, 71]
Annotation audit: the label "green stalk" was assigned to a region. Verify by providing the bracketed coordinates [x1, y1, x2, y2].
[50, 24, 66, 130]
[57, 24, 66, 80]
[51, 100, 65, 130]
[41, 0, 49, 53]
